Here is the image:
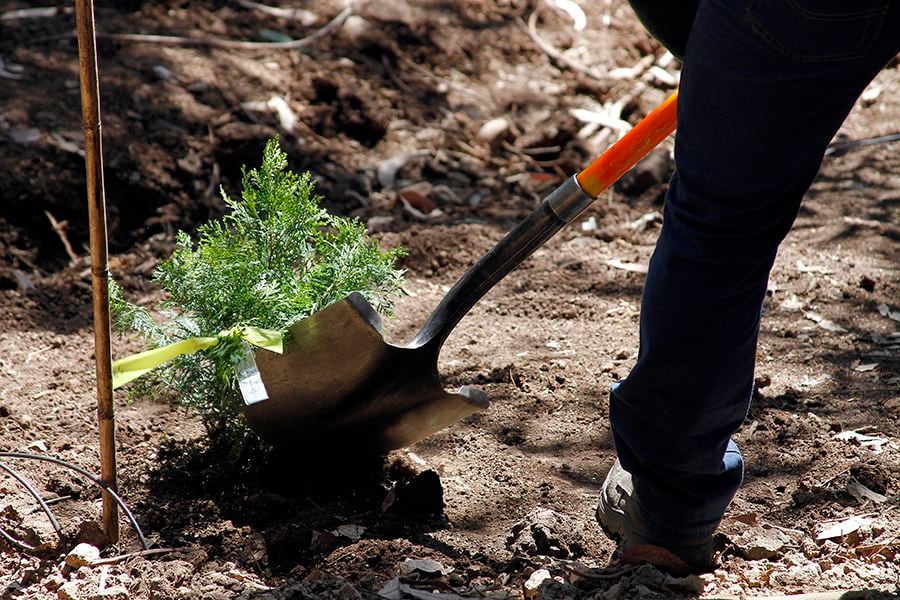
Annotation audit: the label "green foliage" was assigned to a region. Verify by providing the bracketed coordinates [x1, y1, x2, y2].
[111, 138, 405, 441]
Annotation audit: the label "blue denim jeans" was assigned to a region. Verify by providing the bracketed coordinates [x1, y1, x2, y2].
[610, 0, 900, 543]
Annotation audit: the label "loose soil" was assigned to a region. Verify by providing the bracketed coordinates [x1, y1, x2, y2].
[1, 1, 898, 598]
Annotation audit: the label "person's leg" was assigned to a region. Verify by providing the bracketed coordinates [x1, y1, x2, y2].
[608, 0, 900, 545]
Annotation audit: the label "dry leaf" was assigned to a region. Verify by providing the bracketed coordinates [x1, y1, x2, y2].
[847, 478, 887, 504]
[25, 440, 48, 453]
[877, 303, 900, 322]
[815, 515, 871, 541]
[629, 211, 662, 232]
[727, 512, 759, 525]
[378, 577, 466, 600]
[399, 558, 453, 576]
[780, 294, 804, 311]
[800, 374, 830, 388]
[399, 186, 436, 212]
[605, 259, 649, 274]
[376, 151, 429, 187]
[804, 311, 846, 333]
[834, 430, 892, 454]
[241, 96, 298, 132]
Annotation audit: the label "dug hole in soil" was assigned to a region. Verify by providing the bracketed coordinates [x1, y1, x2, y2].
[1, 0, 899, 598]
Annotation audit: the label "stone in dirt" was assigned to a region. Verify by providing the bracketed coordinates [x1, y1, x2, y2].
[731, 524, 795, 560]
[382, 469, 445, 515]
[531, 578, 580, 599]
[507, 508, 587, 559]
[92, 585, 130, 599]
[64, 543, 100, 569]
[524, 569, 551, 598]
[57, 581, 79, 600]
[477, 117, 512, 150]
[75, 521, 110, 549]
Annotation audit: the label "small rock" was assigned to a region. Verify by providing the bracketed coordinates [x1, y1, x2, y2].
[10, 127, 41, 144]
[58, 581, 79, 600]
[64, 543, 100, 569]
[45, 574, 65, 592]
[859, 275, 876, 292]
[507, 508, 587, 559]
[75, 521, 110, 549]
[382, 470, 444, 515]
[340, 15, 371, 45]
[336, 583, 362, 600]
[92, 585, 130, 600]
[754, 374, 772, 389]
[477, 117, 511, 148]
[534, 578, 579, 599]
[332, 524, 365, 541]
[732, 525, 794, 560]
[770, 562, 822, 586]
[663, 573, 705, 595]
[524, 569, 552, 599]
[152, 65, 174, 81]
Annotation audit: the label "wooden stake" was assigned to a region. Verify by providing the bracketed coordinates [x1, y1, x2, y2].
[74, 0, 118, 543]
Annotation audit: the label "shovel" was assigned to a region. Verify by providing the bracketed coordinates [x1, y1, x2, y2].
[246, 92, 678, 453]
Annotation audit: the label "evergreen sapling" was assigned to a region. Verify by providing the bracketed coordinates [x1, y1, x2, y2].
[111, 138, 406, 442]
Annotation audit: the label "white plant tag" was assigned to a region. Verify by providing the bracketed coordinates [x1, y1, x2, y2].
[235, 343, 268, 405]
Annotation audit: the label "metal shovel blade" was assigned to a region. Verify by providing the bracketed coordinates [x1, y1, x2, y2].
[246, 293, 489, 453]
[244, 94, 679, 453]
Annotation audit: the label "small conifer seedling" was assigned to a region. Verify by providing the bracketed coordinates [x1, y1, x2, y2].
[111, 138, 406, 442]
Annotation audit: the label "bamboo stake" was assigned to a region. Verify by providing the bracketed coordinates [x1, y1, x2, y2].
[74, 0, 118, 543]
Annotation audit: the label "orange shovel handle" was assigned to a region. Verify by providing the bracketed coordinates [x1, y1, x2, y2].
[576, 91, 678, 198]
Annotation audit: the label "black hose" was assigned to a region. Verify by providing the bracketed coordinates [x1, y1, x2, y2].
[0, 452, 149, 550]
[0, 460, 64, 551]
[825, 132, 900, 156]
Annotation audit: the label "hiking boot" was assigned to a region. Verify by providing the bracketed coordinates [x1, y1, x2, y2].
[596, 459, 716, 575]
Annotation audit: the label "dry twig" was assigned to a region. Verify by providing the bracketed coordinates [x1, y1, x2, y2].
[397, 53, 492, 102]
[44, 211, 79, 265]
[236, 0, 317, 25]
[98, 4, 353, 50]
[0, 7, 60, 21]
[520, 9, 608, 81]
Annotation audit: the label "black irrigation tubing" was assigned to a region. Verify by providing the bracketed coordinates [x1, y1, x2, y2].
[0, 452, 149, 550]
[825, 132, 900, 156]
[0, 460, 64, 553]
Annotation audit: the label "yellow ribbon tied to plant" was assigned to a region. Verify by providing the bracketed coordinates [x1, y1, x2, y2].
[112, 326, 283, 390]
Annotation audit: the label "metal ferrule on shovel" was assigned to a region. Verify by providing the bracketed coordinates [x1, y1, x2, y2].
[246, 92, 679, 453]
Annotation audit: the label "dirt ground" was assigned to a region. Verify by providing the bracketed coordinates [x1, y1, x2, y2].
[1, 0, 899, 598]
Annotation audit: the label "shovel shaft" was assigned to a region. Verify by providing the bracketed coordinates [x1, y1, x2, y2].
[577, 91, 678, 197]
[412, 92, 679, 349]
